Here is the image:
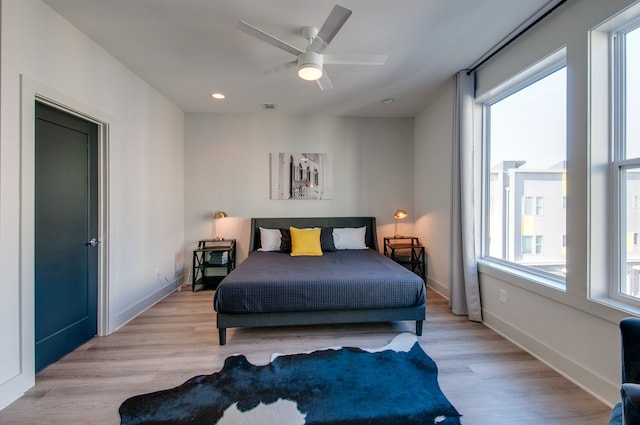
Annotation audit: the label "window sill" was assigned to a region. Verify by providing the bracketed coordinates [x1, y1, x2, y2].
[589, 295, 640, 319]
[478, 258, 640, 324]
[477, 258, 566, 293]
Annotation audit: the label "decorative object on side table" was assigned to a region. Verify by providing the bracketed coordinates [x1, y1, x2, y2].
[393, 208, 408, 238]
[192, 238, 235, 292]
[384, 236, 425, 281]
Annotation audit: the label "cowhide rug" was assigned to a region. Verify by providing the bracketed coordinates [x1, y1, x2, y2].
[119, 333, 461, 424]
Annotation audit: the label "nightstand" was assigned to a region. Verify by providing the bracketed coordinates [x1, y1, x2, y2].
[383, 236, 426, 280]
[192, 239, 236, 292]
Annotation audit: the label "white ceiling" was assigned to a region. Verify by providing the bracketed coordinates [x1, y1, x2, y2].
[41, 0, 550, 117]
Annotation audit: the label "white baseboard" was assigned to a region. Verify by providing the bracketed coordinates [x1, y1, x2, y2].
[111, 275, 185, 333]
[482, 309, 619, 408]
[426, 276, 449, 299]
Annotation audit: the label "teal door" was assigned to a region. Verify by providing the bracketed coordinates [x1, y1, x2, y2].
[35, 101, 99, 373]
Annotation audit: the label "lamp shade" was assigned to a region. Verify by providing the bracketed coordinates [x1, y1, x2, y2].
[214, 210, 228, 219]
[394, 209, 408, 219]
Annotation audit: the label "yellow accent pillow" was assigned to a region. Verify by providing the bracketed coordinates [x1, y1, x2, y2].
[290, 227, 323, 256]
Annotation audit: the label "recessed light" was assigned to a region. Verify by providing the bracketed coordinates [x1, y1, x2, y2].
[381, 98, 394, 104]
[211, 93, 225, 100]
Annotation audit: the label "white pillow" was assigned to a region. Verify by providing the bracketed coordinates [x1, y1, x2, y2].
[258, 227, 281, 251]
[333, 226, 367, 250]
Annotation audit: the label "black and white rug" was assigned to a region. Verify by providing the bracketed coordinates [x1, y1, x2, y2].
[119, 333, 461, 424]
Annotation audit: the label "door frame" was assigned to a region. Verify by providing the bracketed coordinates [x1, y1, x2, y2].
[20, 75, 110, 378]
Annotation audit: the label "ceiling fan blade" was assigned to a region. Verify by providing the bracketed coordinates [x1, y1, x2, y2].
[316, 71, 333, 91]
[323, 54, 388, 65]
[263, 60, 297, 76]
[309, 5, 352, 53]
[236, 21, 303, 57]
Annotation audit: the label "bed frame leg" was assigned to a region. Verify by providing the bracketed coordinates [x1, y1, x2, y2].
[219, 328, 227, 345]
[416, 320, 423, 336]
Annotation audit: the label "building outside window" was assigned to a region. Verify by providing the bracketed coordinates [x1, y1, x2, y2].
[482, 62, 567, 281]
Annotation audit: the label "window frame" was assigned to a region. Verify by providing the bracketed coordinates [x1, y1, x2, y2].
[609, 20, 640, 307]
[479, 50, 567, 288]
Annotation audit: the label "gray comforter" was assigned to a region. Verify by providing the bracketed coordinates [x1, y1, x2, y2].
[214, 249, 425, 314]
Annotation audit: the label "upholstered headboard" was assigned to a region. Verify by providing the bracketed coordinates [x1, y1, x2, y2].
[249, 217, 378, 252]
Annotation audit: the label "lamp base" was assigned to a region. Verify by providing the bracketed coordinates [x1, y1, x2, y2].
[213, 236, 224, 241]
[394, 221, 404, 239]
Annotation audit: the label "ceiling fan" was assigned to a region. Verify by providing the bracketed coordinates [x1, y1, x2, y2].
[236, 5, 387, 90]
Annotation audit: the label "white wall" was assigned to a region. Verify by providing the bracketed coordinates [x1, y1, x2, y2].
[184, 113, 415, 262]
[415, 0, 638, 406]
[0, 0, 185, 408]
[414, 82, 454, 297]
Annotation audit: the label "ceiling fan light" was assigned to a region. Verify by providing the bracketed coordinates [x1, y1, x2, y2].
[298, 63, 322, 81]
[297, 51, 323, 81]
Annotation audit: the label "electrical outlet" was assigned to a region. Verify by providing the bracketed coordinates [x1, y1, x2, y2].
[499, 289, 507, 304]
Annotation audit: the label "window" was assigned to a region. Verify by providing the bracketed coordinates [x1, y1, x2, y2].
[523, 196, 544, 216]
[523, 196, 534, 215]
[482, 61, 566, 282]
[536, 196, 544, 216]
[536, 235, 544, 255]
[590, 5, 640, 310]
[612, 23, 640, 301]
[522, 236, 533, 255]
[521, 235, 544, 255]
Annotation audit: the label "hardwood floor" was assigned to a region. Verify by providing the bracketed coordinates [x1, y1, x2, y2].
[0, 286, 612, 425]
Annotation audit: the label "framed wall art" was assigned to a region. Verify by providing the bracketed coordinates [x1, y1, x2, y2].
[270, 153, 333, 200]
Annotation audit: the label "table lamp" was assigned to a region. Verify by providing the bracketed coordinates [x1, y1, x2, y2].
[393, 209, 408, 238]
[213, 210, 228, 241]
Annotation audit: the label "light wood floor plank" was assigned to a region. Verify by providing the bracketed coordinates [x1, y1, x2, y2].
[0, 287, 613, 424]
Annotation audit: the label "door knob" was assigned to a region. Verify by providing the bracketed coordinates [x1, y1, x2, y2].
[88, 238, 101, 247]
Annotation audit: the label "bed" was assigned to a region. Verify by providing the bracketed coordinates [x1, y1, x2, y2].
[213, 217, 426, 345]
